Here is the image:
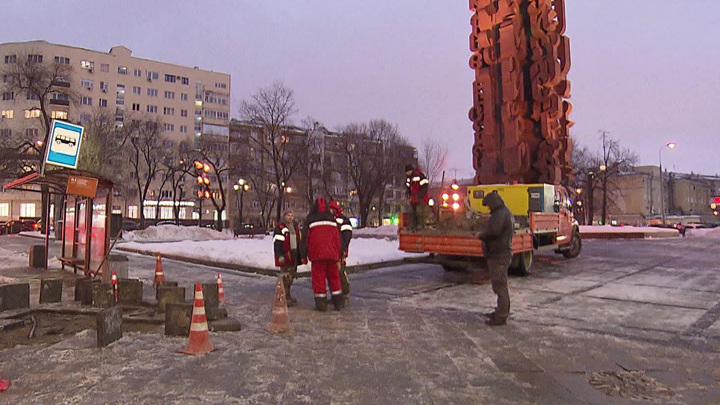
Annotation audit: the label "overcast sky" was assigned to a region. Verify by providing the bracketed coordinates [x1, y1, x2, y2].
[1, 1, 718, 178]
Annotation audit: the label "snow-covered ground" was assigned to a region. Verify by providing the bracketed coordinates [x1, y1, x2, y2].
[119, 224, 420, 271]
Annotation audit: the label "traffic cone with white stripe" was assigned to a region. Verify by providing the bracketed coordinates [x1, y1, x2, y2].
[154, 254, 165, 286]
[111, 270, 118, 303]
[266, 276, 291, 333]
[0, 371, 9, 391]
[179, 283, 215, 356]
[216, 273, 225, 303]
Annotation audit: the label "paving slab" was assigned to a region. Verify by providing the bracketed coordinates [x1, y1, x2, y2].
[582, 284, 720, 310]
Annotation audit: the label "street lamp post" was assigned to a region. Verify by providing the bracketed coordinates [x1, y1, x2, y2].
[234, 179, 250, 226]
[659, 142, 677, 225]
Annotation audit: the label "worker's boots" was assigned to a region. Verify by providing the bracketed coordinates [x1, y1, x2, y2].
[314, 297, 328, 312]
[331, 294, 343, 311]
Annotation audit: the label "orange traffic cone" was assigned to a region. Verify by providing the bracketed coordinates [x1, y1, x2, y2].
[217, 273, 225, 303]
[0, 371, 9, 392]
[266, 276, 291, 333]
[154, 254, 165, 286]
[111, 270, 118, 303]
[179, 283, 215, 356]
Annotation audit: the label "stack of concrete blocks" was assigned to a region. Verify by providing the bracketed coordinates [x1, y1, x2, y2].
[469, 0, 573, 185]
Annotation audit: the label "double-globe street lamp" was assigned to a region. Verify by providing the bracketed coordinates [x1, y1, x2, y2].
[233, 179, 250, 226]
[659, 142, 677, 225]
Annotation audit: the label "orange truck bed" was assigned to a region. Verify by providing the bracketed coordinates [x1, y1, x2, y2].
[399, 231, 533, 257]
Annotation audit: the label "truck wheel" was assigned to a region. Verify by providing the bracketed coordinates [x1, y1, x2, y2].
[442, 264, 463, 272]
[562, 230, 582, 259]
[510, 251, 533, 276]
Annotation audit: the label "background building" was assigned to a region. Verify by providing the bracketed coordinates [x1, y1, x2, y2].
[0, 40, 231, 222]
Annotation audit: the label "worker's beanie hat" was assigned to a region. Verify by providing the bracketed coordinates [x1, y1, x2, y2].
[405, 164, 414, 172]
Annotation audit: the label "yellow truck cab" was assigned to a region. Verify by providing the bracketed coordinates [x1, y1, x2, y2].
[399, 183, 581, 275]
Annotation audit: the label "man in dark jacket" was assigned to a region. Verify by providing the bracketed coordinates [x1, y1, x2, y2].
[405, 164, 430, 231]
[329, 200, 353, 307]
[477, 191, 514, 326]
[304, 197, 343, 311]
[273, 209, 306, 307]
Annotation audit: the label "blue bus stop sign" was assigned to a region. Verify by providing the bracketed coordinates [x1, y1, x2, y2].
[45, 120, 84, 169]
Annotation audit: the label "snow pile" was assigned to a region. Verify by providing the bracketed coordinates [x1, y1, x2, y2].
[120, 234, 423, 270]
[687, 227, 720, 238]
[122, 225, 233, 242]
[579, 225, 678, 234]
[353, 224, 399, 237]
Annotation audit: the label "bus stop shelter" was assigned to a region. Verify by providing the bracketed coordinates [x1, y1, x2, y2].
[3, 169, 114, 278]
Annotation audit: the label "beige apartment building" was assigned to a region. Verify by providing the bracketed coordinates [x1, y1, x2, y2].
[0, 40, 231, 221]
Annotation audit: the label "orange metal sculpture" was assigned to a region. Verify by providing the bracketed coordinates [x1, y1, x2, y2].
[469, 0, 573, 185]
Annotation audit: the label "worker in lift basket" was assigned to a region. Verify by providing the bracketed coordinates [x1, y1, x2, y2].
[477, 191, 514, 326]
[405, 164, 430, 231]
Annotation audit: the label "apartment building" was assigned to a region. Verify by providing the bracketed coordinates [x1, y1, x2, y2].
[0, 40, 231, 221]
[596, 166, 720, 224]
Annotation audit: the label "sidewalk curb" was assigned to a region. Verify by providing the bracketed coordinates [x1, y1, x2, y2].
[115, 246, 406, 278]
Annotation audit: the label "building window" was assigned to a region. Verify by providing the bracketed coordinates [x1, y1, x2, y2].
[117, 66, 128, 75]
[132, 103, 140, 111]
[80, 79, 93, 89]
[128, 205, 138, 219]
[116, 84, 125, 106]
[27, 54, 43, 64]
[25, 128, 39, 137]
[164, 74, 176, 83]
[99, 99, 108, 107]
[133, 86, 141, 95]
[147, 105, 157, 113]
[0, 203, 8, 217]
[2, 92, 14, 101]
[163, 123, 174, 131]
[80, 60, 94, 70]
[79, 114, 92, 123]
[2, 74, 11, 83]
[160, 207, 173, 219]
[164, 91, 175, 99]
[215, 82, 227, 89]
[24, 109, 41, 118]
[133, 68, 142, 77]
[54, 56, 70, 65]
[147, 88, 158, 97]
[180, 125, 187, 133]
[181, 77, 189, 85]
[100, 81, 109, 92]
[80, 96, 93, 105]
[26, 91, 39, 100]
[146, 71, 159, 81]
[181, 93, 188, 101]
[20, 203, 36, 217]
[0, 129, 11, 137]
[180, 109, 187, 117]
[0, 110, 13, 119]
[163, 107, 174, 115]
[51, 111, 68, 120]
[4, 55, 17, 64]
[101, 63, 110, 72]
[143, 206, 156, 219]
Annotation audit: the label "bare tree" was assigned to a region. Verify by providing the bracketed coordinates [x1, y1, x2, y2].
[195, 135, 230, 231]
[419, 136, 448, 184]
[77, 109, 124, 180]
[1, 51, 77, 232]
[0, 51, 77, 151]
[238, 82, 301, 225]
[124, 116, 165, 228]
[338, 120, 409, 228]
[571, 134, 638, 224]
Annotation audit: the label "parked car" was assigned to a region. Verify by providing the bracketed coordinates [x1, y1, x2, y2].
[122, 220, 139, 231]
[3, 219, 37, 234]
[155, 220, 177, 226]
